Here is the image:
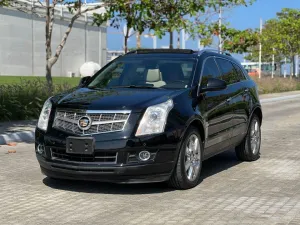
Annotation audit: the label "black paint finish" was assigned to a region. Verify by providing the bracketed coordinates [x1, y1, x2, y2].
[35, 50, 262, 183]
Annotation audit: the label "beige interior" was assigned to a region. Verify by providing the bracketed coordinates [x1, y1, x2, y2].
[146, 69, 166, 87]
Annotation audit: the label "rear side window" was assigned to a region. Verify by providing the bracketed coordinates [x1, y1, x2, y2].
[233, 63, 246, 81]
[215, 58, 239, 85]
[200, 58, 221, 86]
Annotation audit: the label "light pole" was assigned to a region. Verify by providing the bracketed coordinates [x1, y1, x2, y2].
[218, 5, 222, 52]
[271, 48, 275, 78]
[258, 18, 262, 79]
[284, 57, 287, 78]
[144, 34, 157, 49]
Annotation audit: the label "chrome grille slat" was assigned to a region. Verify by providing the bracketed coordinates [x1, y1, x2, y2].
[53, 109, 130, 135]
[50, 148, 118, 164]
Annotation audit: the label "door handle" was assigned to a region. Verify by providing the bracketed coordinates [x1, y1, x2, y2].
[244, 88, 249, 93]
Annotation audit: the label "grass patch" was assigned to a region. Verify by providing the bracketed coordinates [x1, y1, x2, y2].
[253, 77, 300, 94]
[0, 76, 81, 86]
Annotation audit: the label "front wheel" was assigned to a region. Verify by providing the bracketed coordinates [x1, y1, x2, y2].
[235, 115, 261, 161]
[168, 127, 203, 189]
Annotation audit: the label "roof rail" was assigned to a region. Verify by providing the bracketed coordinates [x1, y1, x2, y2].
[198, 49, 232, 57]
[127, 49, 195, 54]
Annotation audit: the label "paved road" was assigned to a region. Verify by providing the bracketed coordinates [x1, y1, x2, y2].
[1, 98, 300, 225]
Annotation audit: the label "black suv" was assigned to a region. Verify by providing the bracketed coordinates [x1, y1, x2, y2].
[35, 49, 262, 189]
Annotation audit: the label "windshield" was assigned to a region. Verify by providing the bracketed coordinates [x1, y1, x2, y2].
[87, 57, 196, 89]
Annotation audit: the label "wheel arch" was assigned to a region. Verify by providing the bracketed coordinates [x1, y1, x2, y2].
[250, 106, 263, 126]
[181, 117, 206, 144]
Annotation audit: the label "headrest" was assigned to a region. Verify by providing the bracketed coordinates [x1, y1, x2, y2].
[146, 69, 161, 82]
[159, 63, 185, 80]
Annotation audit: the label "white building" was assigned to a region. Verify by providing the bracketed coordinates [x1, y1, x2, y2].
[107, 50, 124, 62]
[0, 0, 107, 77]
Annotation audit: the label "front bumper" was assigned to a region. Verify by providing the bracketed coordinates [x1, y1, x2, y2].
[35, 129, 180, 183]
[38, 155, 173, 183]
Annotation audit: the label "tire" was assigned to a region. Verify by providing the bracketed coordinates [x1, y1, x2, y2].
[168, 127, 203, 189]
[235, 114, 261, 161]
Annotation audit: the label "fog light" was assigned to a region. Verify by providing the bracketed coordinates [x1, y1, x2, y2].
[139, 151, 151, 161]
[37, 144, 45, 154]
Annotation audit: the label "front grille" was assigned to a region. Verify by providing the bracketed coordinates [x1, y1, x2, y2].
[53, 109, 130, 135]
[50, 148, 117, 164]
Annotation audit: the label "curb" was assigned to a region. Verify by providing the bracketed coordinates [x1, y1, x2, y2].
[260, 94, 300, 103]
[0, 130, 35, 145]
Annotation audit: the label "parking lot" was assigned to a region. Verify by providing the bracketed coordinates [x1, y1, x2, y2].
[1, 98, 300, 225]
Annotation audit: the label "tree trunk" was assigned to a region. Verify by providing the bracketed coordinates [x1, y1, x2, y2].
[291, 56, 294, 79]
[46, 61, 53, 92]
[124, 25, 130, 53]
[136, 32, 141, 49]
[124, 35, 129, 53]
[177, 31, 180, 49]
[169, 31, 173, 49]
[293, 55, 298, 77]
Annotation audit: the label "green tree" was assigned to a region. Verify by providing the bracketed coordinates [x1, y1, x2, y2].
[221, 27, 259, 53]
[147, 0, 206, 49]
[260, 8, 300, 75]
[94, 0, 152, 53]
[190, 0, 256, 50]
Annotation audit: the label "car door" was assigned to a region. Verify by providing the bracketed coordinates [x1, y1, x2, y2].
[230, 62, 249, 145]
[198, 57, 233, 158]
[215, 58, 249, 147]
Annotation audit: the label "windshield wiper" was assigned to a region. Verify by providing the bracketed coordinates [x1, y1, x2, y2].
[86, 86, 104, 90]
[113, 85, 161, 89]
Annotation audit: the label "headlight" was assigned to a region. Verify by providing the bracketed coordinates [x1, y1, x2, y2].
[37, 98, 52, 131]
[136, 99, 173, 136]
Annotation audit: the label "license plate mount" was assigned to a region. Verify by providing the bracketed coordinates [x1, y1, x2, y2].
[66, 137, 95, 155]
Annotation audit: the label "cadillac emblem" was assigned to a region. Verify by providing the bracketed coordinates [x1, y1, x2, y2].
[78, 116, 92, 130]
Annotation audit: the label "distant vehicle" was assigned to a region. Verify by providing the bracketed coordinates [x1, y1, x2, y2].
[35, 49, 263, 189]
[248, 69, 259, 77]
[242, 62, 275, 76]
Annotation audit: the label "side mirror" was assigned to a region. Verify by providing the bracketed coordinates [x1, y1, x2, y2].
[200, 78, 227, 93]
[78, 76, 91, 87]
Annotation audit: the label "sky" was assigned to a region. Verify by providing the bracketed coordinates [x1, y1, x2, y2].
[106, 0, 300, 61]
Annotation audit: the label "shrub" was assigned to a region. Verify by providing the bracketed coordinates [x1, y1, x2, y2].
[252, 77, 300, 94]
[0, 78, 74, 122]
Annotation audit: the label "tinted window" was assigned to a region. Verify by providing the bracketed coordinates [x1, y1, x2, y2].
[233, 63, 246, 81]
[88, 57, 196, 89]
[215, 58, 238, 85]
[200, 58, 221, 86]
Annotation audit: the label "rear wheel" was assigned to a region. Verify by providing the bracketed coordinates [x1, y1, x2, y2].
[235, 115, 261, 161]
[168, 127, 202, 189]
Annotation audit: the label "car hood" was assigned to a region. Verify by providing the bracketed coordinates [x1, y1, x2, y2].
[51, 87, 188, 112]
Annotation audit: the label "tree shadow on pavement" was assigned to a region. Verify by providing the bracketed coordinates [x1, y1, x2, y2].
[43, 149, 241, 194]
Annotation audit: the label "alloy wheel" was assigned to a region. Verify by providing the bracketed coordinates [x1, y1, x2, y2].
[184, 134, 201, 182]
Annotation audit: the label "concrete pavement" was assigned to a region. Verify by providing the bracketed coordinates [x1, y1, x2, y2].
[1, 94, 300, 224]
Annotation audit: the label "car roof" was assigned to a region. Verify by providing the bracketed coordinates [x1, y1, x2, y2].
[123, 49, 198, 59]
[122, 49, 242, 65]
